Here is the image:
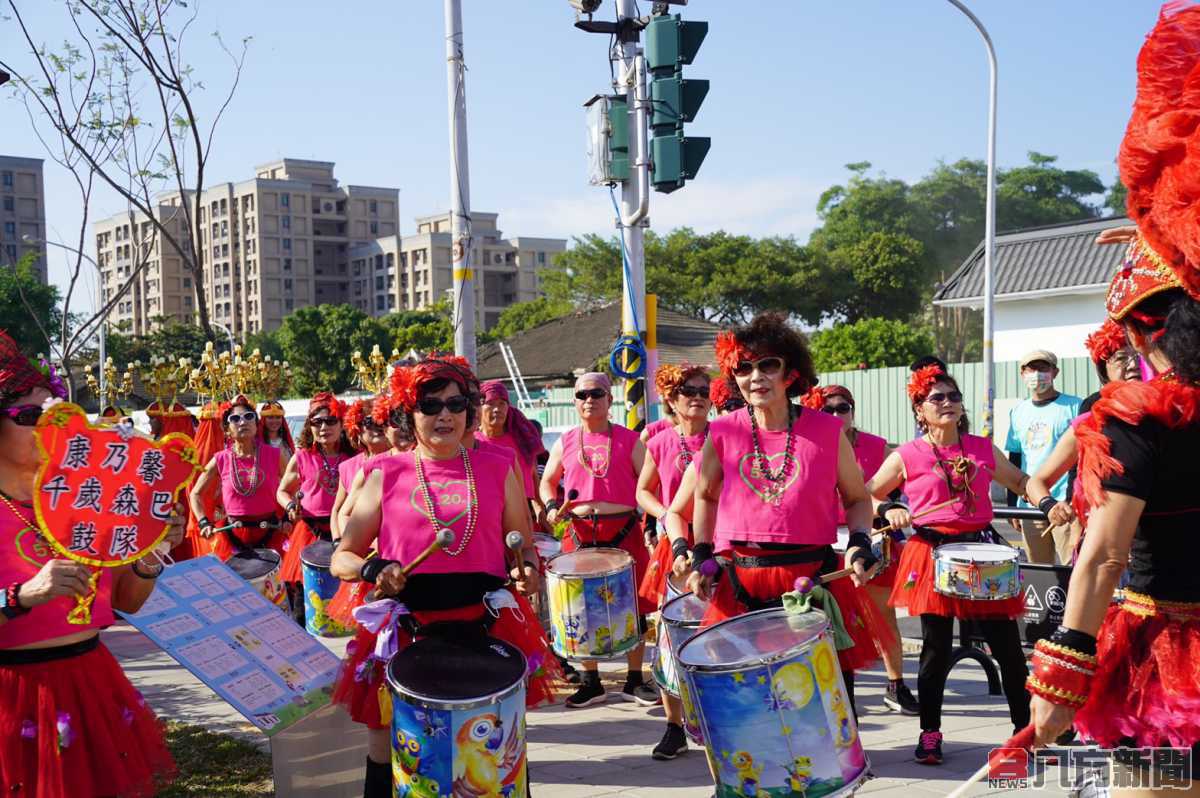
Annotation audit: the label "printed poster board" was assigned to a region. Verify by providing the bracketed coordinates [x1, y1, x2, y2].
[121, 555, 343, 736]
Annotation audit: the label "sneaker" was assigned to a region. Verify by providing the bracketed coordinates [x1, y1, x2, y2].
[621, 681, 662, 706]
[565, 678, 606, 708]
[561, 659, 581, 685]
[914, 730, 944, 765]
[651, 723, 688, 760]
[883, 681, 920, 715]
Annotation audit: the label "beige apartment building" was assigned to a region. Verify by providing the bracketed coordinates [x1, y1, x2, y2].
[94, 159, 399, 337]
[347, 212, 565, 330]
[0, 156, 48, 283]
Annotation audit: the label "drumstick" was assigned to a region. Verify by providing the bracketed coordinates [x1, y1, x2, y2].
[944, 725, 1036, 798]
[399, 529, 455, 576]
[557, 489, 580, 518]
[504, 531, 525, 573]
[872, 495, 961, 537]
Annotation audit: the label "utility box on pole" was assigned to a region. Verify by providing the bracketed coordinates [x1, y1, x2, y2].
[584, 95, 630, 185]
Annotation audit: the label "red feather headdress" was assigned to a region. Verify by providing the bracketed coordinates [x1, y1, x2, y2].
[907, 364, 946, 402]
[1084, 319, 1128, 365]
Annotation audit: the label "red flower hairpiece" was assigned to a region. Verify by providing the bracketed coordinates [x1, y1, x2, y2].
[908, 364, 946, 402]
[1084, 319, 1128, 365]
[309, 391, 345, 420]
[799, 386, 825, 411]
[344, 399, 372, 440]
[709, 379, 737, 407]
[714, 331, 753, 377]
[654, 362, 710, 399]
[385, 358, 474, 415]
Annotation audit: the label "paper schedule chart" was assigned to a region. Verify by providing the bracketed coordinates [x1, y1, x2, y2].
[122, 555, 343, 736]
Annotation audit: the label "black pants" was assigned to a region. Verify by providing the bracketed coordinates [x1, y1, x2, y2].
[918, 614, 1029, 732]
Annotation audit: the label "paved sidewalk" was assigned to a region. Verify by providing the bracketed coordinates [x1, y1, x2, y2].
[105, 621, 1065, 796]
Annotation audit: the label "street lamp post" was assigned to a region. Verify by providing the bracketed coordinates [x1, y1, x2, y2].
[944, 0, 998, 438]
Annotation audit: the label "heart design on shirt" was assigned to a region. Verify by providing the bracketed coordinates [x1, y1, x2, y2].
[737, 452, 800, 504]
[14, 525, 54, 569]
[409, 479, 472, 527]
[581, 444, 610, 474]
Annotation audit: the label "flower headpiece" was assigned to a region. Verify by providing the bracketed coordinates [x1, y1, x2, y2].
[308, 392, 345, 420]
[709, 378, 738, 408]
[1084, 319, 1128, 365]
[714, 331, 755, 377]
[907, 364, 946, 403]
[654, 362, 710, 400]
[344, 398, 373, 440]
[799, 385, 825, 411]
[385, 358, 475, 416]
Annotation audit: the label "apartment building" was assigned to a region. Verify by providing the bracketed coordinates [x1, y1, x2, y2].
[94, 158, 399, 336]
[347, 212, 565, 330]
[0, 156, 48, 283]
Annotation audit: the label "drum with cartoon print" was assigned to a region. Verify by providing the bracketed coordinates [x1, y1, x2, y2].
[678, 608, 869, 798]
[299, 540, 355, 637]
[932, 542, 1020, 600]
[386, 635, 528, 798]
[226, 548, 286, 608]
[543, 547, 639, 661]
[654, 589, 707, 744]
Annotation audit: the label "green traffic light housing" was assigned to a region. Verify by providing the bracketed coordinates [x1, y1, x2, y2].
[645, 13, 708, 193]
[651, 134, 710, 194]
[645, 15, 708, 72]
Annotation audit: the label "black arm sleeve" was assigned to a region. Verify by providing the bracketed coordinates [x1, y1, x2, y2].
[1099, 418, 1157, 501]
[1006, 451, 1023, 506]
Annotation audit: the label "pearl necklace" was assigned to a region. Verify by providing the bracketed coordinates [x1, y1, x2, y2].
[413, 446, 477, 557]
[577, 422, 612, 479]
[747, 405, 796, 506]
[230, 444, 263, 497]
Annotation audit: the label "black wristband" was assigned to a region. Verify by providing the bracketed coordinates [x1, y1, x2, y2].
[846, 531, 872, 552]
[1049, 626, 1097, 656]
[644, 514, 657, 533]
[691, 542, 715, 564]
[671, 537, 690, 560]
[1038, 495, 1058, 520]
[360, 557, 399, 584]
[544, 499, 561, 514]
[876, 501, 905, 521]
[199, 516, 212, 529]
[132, 559, 164, 579]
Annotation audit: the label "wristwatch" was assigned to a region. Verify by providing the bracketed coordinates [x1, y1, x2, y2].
[1, 582, 31, 620]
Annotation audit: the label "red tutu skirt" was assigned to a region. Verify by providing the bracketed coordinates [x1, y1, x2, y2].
[702, 546, 891, 672]
[326, 580, 372, 628]
[1074, 593, 1200, 749]
[0, 640, 175, 796]
[563, 514, 656, 615]
[888, 533, 1024, 619]
[279, 518, 327, 583]
[333, 587, 565, 730]
[210, 522, 287, 563]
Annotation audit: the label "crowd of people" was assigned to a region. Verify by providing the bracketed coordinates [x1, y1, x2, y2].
[3, 4, 1200, 796]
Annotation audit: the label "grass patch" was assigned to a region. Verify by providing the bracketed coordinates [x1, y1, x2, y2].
[160, 722, 274, 797]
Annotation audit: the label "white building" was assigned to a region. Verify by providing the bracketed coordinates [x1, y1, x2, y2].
[933, 216, 1129, 361]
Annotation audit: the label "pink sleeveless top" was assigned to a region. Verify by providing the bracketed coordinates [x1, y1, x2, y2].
[372, 448, 509, 578]
[709, 408, 843, 550]
[479, 430, 536, 498]
[644, 418, 673, 439]
[295, 448, 348, 516]
[646, 426, 707, 507]
[896, 434, 996, 531]
[0, 501, 115, 647]
[215, 444, 282, 517]
[836, 430, 887, 524]
[561, 423, 640, 507]
[338, 452, 365, 492]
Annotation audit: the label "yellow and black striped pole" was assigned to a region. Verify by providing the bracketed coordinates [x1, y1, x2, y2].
[624, 294, 656, 432]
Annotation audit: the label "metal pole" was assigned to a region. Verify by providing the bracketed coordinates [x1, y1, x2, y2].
[945, 0, 997, 438]
[617, 0, 648, 432]
[444, 0, 476, 367]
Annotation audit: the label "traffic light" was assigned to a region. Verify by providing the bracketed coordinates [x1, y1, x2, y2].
[645, 13, 709, 193]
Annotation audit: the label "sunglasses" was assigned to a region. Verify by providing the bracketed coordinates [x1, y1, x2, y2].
[227, 411, 258, 424]
[362, 418, 385, 433]
[309, 415, 340, 427]
[675, 385, 710, 399]
[823, 403, 853, 415]
[925, 391, 963, 405]
[2, 404, 43, 427]
[416, 395, 471, 416]
[575, 388, 608, 401]
[731, 356, 784, 378]
[721, 399, 746, 412]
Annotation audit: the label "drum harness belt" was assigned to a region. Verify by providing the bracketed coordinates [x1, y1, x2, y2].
[300, 513, 333, 542]
[720, 544, 839, 612]
[568, 511, 638, 550]
[224, 513, 283, 553]
[912, 526, 1004, 548]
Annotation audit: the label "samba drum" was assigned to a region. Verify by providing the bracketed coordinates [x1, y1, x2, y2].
[386, 635, 528, 798]
[531, 533, 561, 633]
[226, 548, 286, 607]
[299, 540, 354, 637]
[544, 548, 639, 661]
[678, 608, 869, 797]
[654, 591, 707, 744]
[650, 575, 691, 693]
[933, 543, 1020, 600]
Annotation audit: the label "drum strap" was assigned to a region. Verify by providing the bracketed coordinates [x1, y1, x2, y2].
[914, 526, 1003, 548]
[723, 545, 839, 612]
[225, 514, 281, 553]
[570, 513, 638, 550]
[301, 514, 333, 541]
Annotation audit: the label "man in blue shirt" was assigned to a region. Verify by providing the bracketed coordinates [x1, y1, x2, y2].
[1004, 349, 1081, 564]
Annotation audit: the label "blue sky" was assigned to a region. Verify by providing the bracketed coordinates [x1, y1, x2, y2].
[3, 1, 1160, 315]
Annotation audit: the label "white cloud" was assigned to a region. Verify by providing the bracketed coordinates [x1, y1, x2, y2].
[500, 174, 824, 243]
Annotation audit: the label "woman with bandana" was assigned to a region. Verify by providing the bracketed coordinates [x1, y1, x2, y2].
[867, 366, 1031, 765]
[332, 357, 562, 798]
[0, 330, 182, 796]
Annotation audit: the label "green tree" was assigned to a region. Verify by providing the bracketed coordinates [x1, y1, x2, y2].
[0, 257, 62, 357]
[277, 305, 372, 395]
[996, 152, 1104, 231]
[243, 328, 284, 362]
[541, 235, 622, 310]
[144, 321, 209, 365]
[1105, 179, 1128, 216]
[828, 231, 927, 322]
[809, 317, 935, 372]
[379, 300, 454, 357]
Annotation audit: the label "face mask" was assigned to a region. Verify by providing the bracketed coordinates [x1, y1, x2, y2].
[1023, 371, 1051, 392]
